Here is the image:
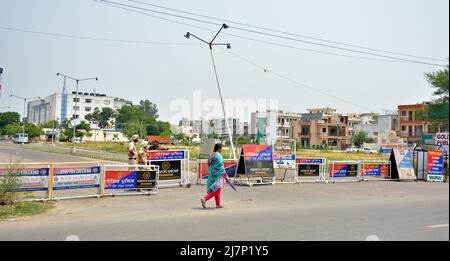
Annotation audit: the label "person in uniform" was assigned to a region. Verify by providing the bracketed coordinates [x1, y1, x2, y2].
[128, 134, 139, 168]
[138, 140, 149, 168]
[148, 140, 168, 151]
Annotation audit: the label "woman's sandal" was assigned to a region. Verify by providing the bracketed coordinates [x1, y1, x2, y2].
[200, 198, 206, 208]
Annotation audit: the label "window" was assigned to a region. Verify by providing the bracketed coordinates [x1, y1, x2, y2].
[85, 107, 91, 112]
[401, 111, 407, 116]
[104, 100, 111, 105]
[73, 98, 80, 102]
[85, 99, 92, 103]
[402, 126, 406, 131]
[73, 106, 80, 111]
[322, 128, 327, 133]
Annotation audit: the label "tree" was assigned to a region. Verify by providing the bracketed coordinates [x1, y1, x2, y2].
[61, 120, 91, 141]
[85, 107, 116, 129]
[40, 120, 60, 129]
[425, 64, 449, 103]
[137, 100, 159, 119]
[0, 112, 21, 134]
[352, 131, 368, 148]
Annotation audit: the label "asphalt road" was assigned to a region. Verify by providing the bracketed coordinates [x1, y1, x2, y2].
[0, 180, 448, 241]
[0, 144, 120, 164]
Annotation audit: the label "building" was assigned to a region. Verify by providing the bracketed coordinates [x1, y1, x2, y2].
[353, 114, 399, 144]
[292, 113, 350, 149]
[83, 128, 129, 143]
[192, 117, 248, 139]
[250, 110, 301, 141]
[398, 103, 435, 144]
[27, 91, 132, 126]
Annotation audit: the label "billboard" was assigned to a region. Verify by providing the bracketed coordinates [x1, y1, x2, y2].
[427, 150, 444, 182]
[362, 163, 389, 177]
[435, 132, 449, 153]
[147, 150, 185, 161]
[273, 153, 296, 169]
[149, 160, 181, 180]
[298, 164, 320, 177]
[390, 149, 416, 181]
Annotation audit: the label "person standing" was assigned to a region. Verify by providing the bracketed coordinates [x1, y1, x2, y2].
[128, 134, 139, 168]
[138, 140, 149, 168]
[201, 143, 227, 209]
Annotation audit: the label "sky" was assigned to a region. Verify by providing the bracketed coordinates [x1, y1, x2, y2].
[0, 0, 448, 124]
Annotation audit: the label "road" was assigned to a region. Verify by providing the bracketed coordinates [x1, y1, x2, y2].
[0, 146, 448, 241]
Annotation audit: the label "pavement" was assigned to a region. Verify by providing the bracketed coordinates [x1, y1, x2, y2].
[0, 145, 448, 241]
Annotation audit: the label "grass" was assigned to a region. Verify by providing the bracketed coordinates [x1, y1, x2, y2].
[297, 149, 383, 162]
[0, 201, 54, 221]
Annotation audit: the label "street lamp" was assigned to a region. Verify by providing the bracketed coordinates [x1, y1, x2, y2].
[56, 73, 98, 153]
[9, 94, 41, 146]
[184, 24, 237, 161]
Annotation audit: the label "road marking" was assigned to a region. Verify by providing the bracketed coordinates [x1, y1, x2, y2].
[426, 224, 449, 229]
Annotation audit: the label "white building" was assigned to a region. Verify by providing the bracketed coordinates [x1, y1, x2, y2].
[250, 110, 301, 141]
[191, 118, 248, 139]
[353, 114, 399, 144]
[27, 91, 132, 126]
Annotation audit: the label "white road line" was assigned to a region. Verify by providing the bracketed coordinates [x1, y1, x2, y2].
[426, 224, 449, 229]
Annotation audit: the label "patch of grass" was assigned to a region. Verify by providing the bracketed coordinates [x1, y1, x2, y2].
[297, 149, 383, 162]
[0, 201, 54, 221]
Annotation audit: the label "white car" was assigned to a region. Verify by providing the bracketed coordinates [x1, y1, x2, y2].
[345, 147, 359, 153]
[362, 147, 378, 154]
[13, 133, 29, 144]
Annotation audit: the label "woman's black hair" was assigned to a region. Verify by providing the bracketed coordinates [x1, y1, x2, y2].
[213, 143, 223, 152]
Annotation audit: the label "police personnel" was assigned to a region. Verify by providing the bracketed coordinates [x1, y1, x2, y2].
[148, 139, 168, 151]
[128, 134, 139, 167]
[138, 140, 149, 167]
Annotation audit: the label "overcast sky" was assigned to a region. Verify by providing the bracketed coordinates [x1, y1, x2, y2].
[0, 0, 448, 124]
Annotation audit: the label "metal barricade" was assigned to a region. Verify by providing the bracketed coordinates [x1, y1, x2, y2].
[295, 158, 328, 183]
[0, 162, 52, 201]
[360, 160, 391, 181]
[51, 161, 102, 200]
[329, 161, 361, 183]
[146, 150, 190, 188]
[102, 164, 159, 196]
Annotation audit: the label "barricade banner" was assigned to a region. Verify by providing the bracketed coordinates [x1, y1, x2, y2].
[147, 150, 185, 160]
[105, 169, 157, 190]
[362, 163, 389, 177]
[150, 160, 181, 181]
[273, 153, 296, 169]
[236, 145, 275, 178]
[53, 166, 101, 190]
[298, 164, 320, 177]
[296, 158, 325, 165]
[427, 150, 444, 182]
[0, 166, 50, 191]
[330, 163, 359, 177]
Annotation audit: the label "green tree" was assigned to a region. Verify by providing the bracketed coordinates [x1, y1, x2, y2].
[61, 120, 91, 141]
[425, 64, 449, 103]
[352, 131, 368, 148]
[85, 107, 116, 129]
[40, 120, 60, 129]
[3, 123, 21, 136]
[0, 112, 21, 134]
[137, 100, 159, 119]
[25, 123, 44, 139]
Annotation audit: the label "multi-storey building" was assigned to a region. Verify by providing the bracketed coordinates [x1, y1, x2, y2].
[398, 103, 435, 144]
[27, 91, 132, 126]
[250, 110, 301, 141]
[292, 113, 350, 149]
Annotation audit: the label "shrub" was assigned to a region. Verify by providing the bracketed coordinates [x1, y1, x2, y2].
[0, 162, 22, 205]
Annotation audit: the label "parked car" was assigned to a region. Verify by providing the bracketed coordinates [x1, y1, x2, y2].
[345, 147, 359, 153]
[362, 147, 378, 154]
[13, 133, 29, 144]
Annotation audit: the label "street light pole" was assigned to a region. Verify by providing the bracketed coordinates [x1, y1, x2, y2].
[184, 24, 237, 161]
[56, 73, 98, 153]
[10, 94, 40, 146]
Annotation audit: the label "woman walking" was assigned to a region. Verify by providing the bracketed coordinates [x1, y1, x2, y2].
[201, 143, 227, 209]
